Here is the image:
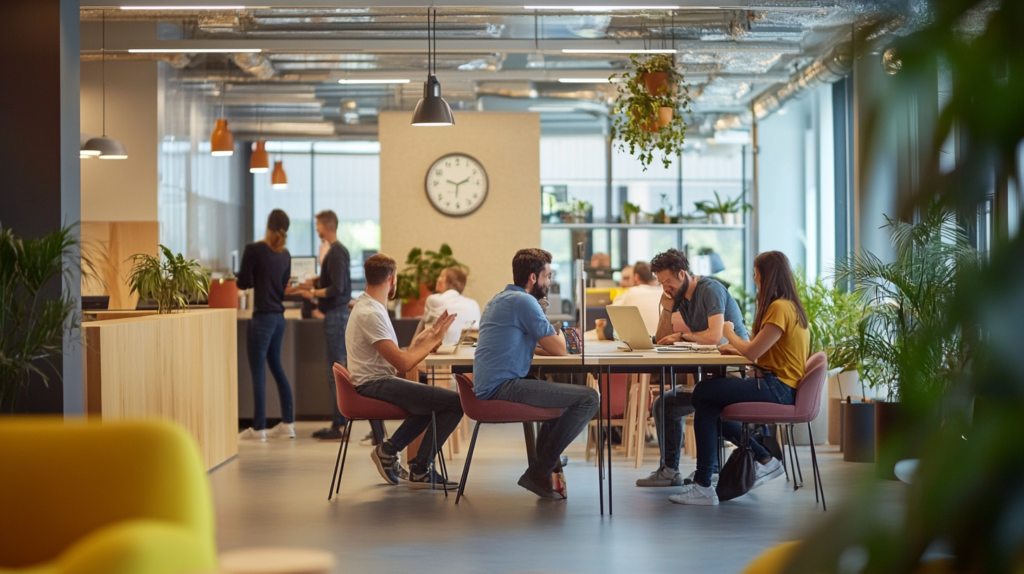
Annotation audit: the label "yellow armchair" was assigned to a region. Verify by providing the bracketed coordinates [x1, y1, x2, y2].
[0, 418, 218, 574]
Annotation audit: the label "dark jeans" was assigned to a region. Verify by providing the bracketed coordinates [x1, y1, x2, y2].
[652, 388, 695, 472]
[488, 378, 600, 476]
[691, 373, 796, 485]
[356, 377, 464, 471]
[247, 312, 294, 430]
[324, 306, 350, 429]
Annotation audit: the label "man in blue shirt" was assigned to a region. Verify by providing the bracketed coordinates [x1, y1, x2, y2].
[475, 248, 599, 500]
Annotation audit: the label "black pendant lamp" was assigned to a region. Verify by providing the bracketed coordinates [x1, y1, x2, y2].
[82, 11, 128, 160]
[411, 8, 454, 127]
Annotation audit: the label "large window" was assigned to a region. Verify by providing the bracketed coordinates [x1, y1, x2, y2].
[253, 141, 380, 282]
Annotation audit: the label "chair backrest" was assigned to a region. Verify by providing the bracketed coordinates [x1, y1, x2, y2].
[585, 373, 629, 419]
[792, 352, 828, 422]
[332, 363, 360, 419]
[0, 418, 216, 569]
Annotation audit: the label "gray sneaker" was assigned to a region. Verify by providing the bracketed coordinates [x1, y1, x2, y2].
[370, 444, 399, 485]
[395, 461, 409, 482]
[636, 467, 683, 487]
[682, 470, 720, 486]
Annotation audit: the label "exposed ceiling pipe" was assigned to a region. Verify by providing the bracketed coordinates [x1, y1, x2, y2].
[233, 52, 276, 80]
[751, 41, 852, 120]
[80, 51, 193, 69]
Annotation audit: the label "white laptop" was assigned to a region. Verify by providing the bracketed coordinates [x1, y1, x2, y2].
[434, 320, 476, 355]
[604, 306, 657, 351]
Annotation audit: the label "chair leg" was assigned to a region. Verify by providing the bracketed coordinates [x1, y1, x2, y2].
[789, 425, 805, 489]
[776, 424, 790, 483]
[456, 421, 482, 504]
[329, 420, 354, 500]
[430, 411, 448, 497]
[807, 423, 826, 511]
[785, 425, 799, 490]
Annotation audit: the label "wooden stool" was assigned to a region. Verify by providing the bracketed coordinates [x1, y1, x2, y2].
[220, 547, 335, 574]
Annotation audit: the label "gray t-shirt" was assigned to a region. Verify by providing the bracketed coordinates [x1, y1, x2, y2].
[672, 277, 749, 344]
[345, 293, 399, 386]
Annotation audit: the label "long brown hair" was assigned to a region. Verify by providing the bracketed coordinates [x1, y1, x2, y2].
[264, 209, 289, 253]
[752, 251, 808, 335]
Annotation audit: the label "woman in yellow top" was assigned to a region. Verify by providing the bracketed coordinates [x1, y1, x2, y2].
[670, 250, 810, 506]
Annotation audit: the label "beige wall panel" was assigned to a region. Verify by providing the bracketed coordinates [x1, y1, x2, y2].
[80, 221, 159, 310]
[379, 111, 541, 308]
[87, 309, 238, 470]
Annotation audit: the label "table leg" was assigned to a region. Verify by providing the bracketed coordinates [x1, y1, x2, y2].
[596, 367, 605, 515]
[605, 365, 613, 515]
[659, 366, 667, 470]
[523, 422, 538, 468]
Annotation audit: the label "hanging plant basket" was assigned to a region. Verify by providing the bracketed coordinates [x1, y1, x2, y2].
[610, 53, 692, 171]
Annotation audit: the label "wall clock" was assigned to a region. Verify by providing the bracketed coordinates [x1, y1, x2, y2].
[424, 153, 489, 217]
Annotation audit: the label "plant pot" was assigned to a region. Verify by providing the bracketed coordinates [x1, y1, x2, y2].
[842, 400, 875, 463]
[722, 212, 738, 225]
[874, 400, 910, 481]
[827, 369, 860, 444]
[399, 283, 432, 318]
[640, 117, 659, 133]
[657, 106, 673, 127]
[207, 278, 238, 309]
[643, 72, 671, 96]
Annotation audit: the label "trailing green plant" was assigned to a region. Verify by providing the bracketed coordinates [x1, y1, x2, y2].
[794, 270, 865, 373]
[0, 224, 79, 412]
[126, 245, 210, 314]
[610, 53, 692, 170]
[395, 244, 467, 303]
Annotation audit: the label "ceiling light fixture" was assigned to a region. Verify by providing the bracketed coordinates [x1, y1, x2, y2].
[271, 160, 288, 190]
[121, 5, 245, 9]
[525, 6, 681, 10]
[82, 11, 128, 160]
[558, 77, 618, 83]
[210, 82, 234, 156]
[250, 141, 269, 173]
[411, 8, 455, 127]
[562, 48, 676, 54]
[337, 79, 410, 84]
[129, 48, 261, 53]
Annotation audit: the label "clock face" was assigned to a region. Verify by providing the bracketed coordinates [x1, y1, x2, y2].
[424, 153, 489, 217]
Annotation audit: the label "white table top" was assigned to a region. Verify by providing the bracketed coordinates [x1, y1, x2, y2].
[425, 340, 750, 367]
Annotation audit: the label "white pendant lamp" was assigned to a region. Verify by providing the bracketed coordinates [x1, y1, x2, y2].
[82, 11, 128, 160]
[411, 8, 455, 127]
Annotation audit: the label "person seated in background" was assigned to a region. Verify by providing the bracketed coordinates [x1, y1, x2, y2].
[590, 252, 611, 269]
[474, 248, 600, 500]
[671, 251, 808, 506]
[414, 266, 481, 345]
[618, 265, 634, 289]
[346, 254, 463, 489]
[611, 261, 663, 336]
[635, 249, 750, 489]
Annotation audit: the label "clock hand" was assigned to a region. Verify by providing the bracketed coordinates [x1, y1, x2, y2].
[446, 179, 458, 186]
[457, 177, 470, 186]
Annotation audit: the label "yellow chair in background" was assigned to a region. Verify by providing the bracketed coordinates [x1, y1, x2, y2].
[0, 418, 218, 574]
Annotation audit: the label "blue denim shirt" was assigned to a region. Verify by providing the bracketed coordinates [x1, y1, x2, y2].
[473, 285, 556, 399]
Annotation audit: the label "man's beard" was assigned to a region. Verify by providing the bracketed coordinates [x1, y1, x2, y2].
[530, 283, 549, 301]
[672, 274, 690, 306]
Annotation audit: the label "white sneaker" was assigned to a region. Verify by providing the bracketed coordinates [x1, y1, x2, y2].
[669, 483, 719, 506]
[682, 470, 719, 485]
[752, 458, 784, 489]
[267, 422, 295, 439]
[636, 467, 684, 487]
[239, 428, 267, 442]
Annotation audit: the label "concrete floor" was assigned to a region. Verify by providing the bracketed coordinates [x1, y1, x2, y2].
[210, 421, 904, 574]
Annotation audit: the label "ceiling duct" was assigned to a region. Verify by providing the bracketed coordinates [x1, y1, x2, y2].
[80, 51, 193, 69]
[474, 80, 611, 103]
[751, 41, 852, 119]
[233, 52, 276, 80]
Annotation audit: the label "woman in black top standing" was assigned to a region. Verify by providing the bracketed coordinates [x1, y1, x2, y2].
[237, 209, 303, 441]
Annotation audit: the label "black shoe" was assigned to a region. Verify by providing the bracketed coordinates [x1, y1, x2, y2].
[371, 444, 399, 485]
[517, 470, 565, 500]
[408, 467, 460, 490]
[313, 427, 347, 442]
[395, 461, 409, 482]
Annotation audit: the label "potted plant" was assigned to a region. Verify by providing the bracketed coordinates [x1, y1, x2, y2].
[0, 224, 79, 412]
[694, 191, 752, 225]
[834, 204, 979, 476]
[621, 201, 642, 224]
[126, 245, 210, 314]
[395, 244, 467, 318]
[610, 53, 692, 170]
[569, 198, 592, 223]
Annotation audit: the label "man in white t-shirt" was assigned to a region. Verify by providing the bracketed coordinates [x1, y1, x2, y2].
[346, 254, 463, 489]
[415, 267, 481, 345]
[610, 262, 664, 336]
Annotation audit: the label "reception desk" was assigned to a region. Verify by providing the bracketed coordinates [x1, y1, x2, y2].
[83, 309, 238, 470]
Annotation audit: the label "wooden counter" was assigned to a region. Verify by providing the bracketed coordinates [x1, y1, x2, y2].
[83, 308, 238, 470]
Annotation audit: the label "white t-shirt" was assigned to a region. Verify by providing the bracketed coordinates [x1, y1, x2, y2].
[611, 284, 665, 336]
[345, 293, 399, 386]
[421, 289, 482, 345]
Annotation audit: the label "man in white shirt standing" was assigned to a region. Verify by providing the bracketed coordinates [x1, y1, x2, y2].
[415, 267, 481, 345]
[346, 254, 464, 489]
[611, 262, 664, 336]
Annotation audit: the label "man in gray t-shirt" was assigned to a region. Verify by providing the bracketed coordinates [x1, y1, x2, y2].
[651, 250, 748, 345]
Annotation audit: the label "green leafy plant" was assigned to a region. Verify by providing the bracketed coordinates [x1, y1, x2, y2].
[694, 191, 752, 222]
[0, 224, 79, 412]
[610, 53, 692, 170]
[126, 245, 210, 314]
[794, 271, 865, 373]
[621, 201, 642, 223]
[396, 244, 467, 303]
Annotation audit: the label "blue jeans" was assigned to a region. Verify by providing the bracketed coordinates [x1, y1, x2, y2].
[247, 313, 294, 430]
[488, 378, 600, 476]
[324, 307, 350, 429]
[691, 373, 795, 486]
[356, 377, 464, 471]
[652, 388, 695, 472]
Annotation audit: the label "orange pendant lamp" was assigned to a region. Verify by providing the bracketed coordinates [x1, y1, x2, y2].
[250, 141, 269, 173]
[211, 118, 234, 156]
[271, 160, 288, 189]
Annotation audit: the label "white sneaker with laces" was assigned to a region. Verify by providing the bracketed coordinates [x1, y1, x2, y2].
[683, 470, 720, 485]
[239, 428, 267, 442]
[668, 483, 719, 506]
[267, 422, 295, 439]
[636, 467, 683, 487]
[752, 458, 784, 489]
